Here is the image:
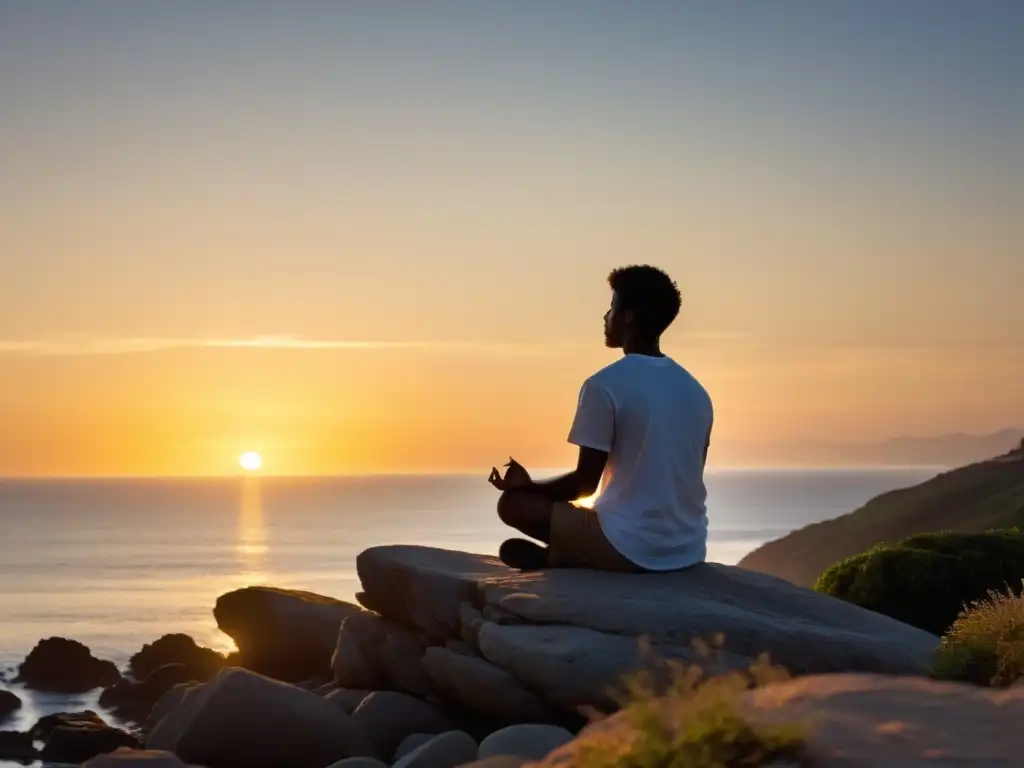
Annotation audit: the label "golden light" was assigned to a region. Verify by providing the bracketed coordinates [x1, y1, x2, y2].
[239, 451, 262, 472]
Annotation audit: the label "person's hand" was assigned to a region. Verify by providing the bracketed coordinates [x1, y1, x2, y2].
[488, 457, 531, 491]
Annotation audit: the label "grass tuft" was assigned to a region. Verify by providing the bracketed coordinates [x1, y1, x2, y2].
[933, 581, 1024, 687]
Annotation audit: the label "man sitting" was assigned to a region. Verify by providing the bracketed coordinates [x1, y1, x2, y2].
[488, 265, 714, 572]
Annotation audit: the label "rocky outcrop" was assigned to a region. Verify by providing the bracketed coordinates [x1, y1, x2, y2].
[0, 730, 37, 763]
[215, 586, 363, 682]
[83, 748, 204, 768]
[100, 663, 196, 723]
[128, 634, 225, 682]
[0, 689, 19, 723]
[335, 546, 939, 717]
[15, 637, 121, 692]
[38, 715, 138, 764]
[538, 673, 1024, 767]
[146, 668, 377, 767]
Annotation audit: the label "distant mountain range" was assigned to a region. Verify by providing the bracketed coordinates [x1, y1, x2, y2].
[729, 429, 1024, 468]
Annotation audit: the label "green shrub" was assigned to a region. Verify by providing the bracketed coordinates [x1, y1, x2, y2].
[814, 529, 1024, 635]
[933, 583, 1024, 687]
[573, 644, 809, 768]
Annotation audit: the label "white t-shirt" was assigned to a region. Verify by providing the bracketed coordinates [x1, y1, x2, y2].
[567, 353, 713, 571]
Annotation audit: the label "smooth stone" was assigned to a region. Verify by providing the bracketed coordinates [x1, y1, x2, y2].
[323, 759, 389, 768]
[394, 733, 434, 761]
[325, 687, 372, 715]
[351, 691, 455, 757]
[458, 602, 485, 650]
[457, 758, 527, 768]
[31, 710, 107, 740]
[478, 564, 940, 677]
[540, 673, 1024, 767]
[100, 664, 195, 719]
[146, 668, 377, 767]
[478, 725, 574, 761]
[40, 722, 139, 763]
[214, 587, 364, 682]
[356, 546, 511, 639]
[422, 648, 553, 722]
[0, 730, 37, 762]
[333, 612, 431, 695]
[477, 623, 750, 711]
[82, 748, 203, 768]
[128, 634, 225, 682]
[393, 730, 478, 768]
[0, 689, 20, 722]
[15, 637, 121, 692]
[144, 683, 200, 733]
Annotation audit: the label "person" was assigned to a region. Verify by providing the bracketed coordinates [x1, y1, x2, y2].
[488, 264, 713, 572]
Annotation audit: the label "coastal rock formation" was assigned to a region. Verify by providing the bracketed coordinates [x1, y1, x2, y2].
[83, 748, 205, 768]
[0, 730, 37, 763]
[739, 455, 1024, 587]
[538, 673, 1024, 767]
[146, 668, 377, 768]
[100, 663, 196, 723]
[337, 546, 939, 716]
[214, 586, 363, 682]
[31, 710, 108, 740]
[0, 689, 20, 722]
[128, 634, 226, 682]
[15, 637, 122, 692]
[39, 717, 138, 763]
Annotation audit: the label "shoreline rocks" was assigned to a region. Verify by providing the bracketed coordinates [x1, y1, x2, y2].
[0, 689, 20, 723]
[128, 634, 225, 683]
[214, 586, 363, 682]
[15, 637, 122, 692]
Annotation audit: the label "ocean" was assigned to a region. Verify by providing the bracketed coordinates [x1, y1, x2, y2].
[0, 467, 938, 735]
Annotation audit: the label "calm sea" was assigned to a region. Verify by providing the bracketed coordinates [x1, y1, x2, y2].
[0, 468, 937, 733]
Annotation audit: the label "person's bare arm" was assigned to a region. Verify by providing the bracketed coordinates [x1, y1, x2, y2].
[515, 447, 607, 503]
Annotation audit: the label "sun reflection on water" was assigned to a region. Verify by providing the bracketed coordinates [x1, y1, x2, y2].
[236, 476, 269, 587]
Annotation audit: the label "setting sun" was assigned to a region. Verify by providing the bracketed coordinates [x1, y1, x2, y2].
[239, 452, 262, 472]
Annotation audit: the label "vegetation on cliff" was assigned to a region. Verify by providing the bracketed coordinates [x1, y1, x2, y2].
[814, 530, 1024, 634]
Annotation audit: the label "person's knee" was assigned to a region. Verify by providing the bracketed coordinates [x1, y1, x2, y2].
[496, 489, 521, 527]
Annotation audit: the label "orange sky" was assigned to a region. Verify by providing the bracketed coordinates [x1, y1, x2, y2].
[1, 4, 1021, 476]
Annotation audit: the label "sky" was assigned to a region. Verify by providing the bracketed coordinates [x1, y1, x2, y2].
[1, 1, 1022, 476]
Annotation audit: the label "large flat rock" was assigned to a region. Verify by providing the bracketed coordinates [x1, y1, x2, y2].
[477, 623, 751, 711]
[478, 564, 940, 677]
[538, 673, 1024, 767]
[357, 547, 510, 639]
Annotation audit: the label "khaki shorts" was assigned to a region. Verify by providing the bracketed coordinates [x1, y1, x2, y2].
[548, 502, 646, 573]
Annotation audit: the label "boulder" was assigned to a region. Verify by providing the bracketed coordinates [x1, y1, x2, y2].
[145, 668, 377, 767]
[31, 710, 107, 740]
[100, 664, 195, 721]
[478, 724, 574, 761]
[40, 721, 139, 763]
[83, 748, 203, 768]
[539, 673, 1024, 767]
[457, 759, 526, 768]
[128, 634, 225, 682]
[356, 546, 510, 639]
[214, 586, 363, 682]
[323, 759, 389, 768]
[15, 637, 122, 692]
[0, 731, 37, 763]
[394, 733, 435, 761]
[0, 689, 19, 723]
[393, 731, 478, 768]
[333, 612, 432, 695]
[478, 564, 939, 676]
[351, 691, 455, 757]
[422, 648, 553, 722]
[144, 683, 200, 733]
[325, 687, 372, 715]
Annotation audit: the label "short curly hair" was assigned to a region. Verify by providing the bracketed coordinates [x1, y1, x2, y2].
[608, 265, 682, 338]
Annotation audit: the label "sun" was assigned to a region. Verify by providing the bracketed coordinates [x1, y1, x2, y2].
[239, 451, 262, 472]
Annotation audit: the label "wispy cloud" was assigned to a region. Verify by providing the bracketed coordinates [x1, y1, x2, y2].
[0, 331, 752, 358]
